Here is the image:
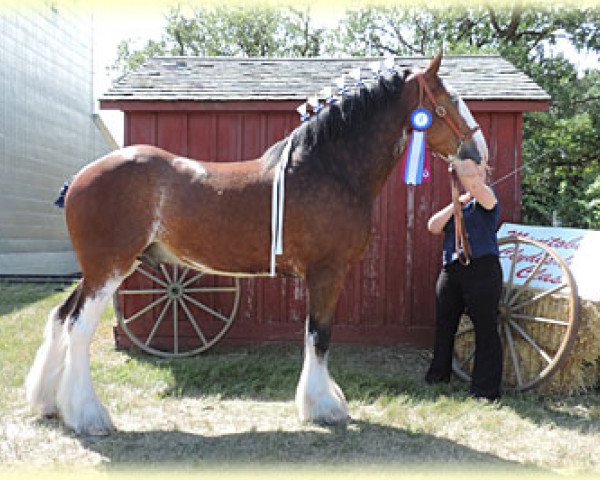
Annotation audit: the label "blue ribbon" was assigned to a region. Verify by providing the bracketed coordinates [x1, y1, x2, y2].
[54, 182, 69, 208]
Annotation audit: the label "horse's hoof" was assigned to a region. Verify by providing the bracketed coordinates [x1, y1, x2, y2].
[315, 414, 351, 427]
[80, 424, 113, 437]
[59, 397, 114, 437]
[73, 415, 114, 437]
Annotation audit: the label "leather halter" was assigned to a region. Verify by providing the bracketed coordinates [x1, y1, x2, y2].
[415, 73, 476, 266]
[415, 73, 480, 143]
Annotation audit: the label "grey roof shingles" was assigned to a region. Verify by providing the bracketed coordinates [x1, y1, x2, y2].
[101, 55, 550, 102]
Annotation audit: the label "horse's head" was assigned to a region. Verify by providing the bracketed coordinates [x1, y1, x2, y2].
[405, 53, 488, 165]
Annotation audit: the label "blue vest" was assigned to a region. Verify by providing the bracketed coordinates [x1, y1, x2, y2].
[443, 198, 500, 265]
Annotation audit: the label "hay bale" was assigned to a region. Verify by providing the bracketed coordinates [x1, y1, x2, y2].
[454, 293, 600, 394]
[542, 299, 600, 394]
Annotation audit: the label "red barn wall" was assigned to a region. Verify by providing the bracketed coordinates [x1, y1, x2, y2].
[113, 100, 526, 347]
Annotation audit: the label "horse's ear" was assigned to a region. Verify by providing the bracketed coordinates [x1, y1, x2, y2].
[425, 52, 443, 76]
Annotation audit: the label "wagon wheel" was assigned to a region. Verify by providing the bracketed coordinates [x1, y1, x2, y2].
[113, 263, 241, 358]
[452, 236, 580, 392]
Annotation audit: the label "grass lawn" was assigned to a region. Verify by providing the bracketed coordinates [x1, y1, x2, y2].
[0, 282, 599, 477]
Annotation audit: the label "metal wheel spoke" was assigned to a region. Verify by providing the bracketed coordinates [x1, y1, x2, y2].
[510, 313, 569, 327]
[503, 241, 521, 303]
[137, 265, 168, 288]
[179, 297, 208, 346]
[185, 287, 238, 294]
[179, 268, 190, 284]
[459, 348, 475, 370]
[160, 264, 172, 283]
[503, 321, 524, 388]
[509, 251, 549, 306]
[123, 295, 168, 325]
[512, 282, 568, 311]
[182, 272, 205, 288]
[173, 299, 179, 355]
[182, 294, 230, 323]
[145, 298, 173, 346]
[118, 289, 166, 295]
[508, 319, 552, 364]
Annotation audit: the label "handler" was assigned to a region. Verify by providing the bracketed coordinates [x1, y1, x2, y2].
[424, 158, 503, 401]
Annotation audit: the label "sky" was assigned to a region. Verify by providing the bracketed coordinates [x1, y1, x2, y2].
[93, 10, 168, 147]
[91, 7, 600, 148]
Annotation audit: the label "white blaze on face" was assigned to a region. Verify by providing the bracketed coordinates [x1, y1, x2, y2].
[443, 80, 489, 164]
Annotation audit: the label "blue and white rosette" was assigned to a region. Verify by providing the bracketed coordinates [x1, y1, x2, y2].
[403, 108, 433, 185]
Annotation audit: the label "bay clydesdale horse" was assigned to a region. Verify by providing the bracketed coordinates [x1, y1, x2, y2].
[26, 54, 487, 435]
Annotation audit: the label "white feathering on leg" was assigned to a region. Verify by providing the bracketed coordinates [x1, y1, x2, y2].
[56, 278, 120, 436]
[295, 332, 349, 425]
[25, 306, 67, 417]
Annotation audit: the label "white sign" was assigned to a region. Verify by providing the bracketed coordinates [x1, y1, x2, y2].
[497, 223, 600, 302]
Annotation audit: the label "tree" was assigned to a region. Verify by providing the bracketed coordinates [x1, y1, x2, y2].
[331, 4, 600, 228]
[111, 5, 327, 76]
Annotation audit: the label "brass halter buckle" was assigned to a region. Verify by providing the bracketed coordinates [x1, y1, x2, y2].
[435, 105, 447, 118]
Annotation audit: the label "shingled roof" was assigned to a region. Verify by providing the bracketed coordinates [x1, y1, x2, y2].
[101, 55, 550, 103]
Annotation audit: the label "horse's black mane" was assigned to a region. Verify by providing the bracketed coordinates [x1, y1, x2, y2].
[263, 70, 409, 171]
[293, 70, 409, 152]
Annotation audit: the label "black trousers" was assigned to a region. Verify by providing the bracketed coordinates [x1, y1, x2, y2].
[426, 255, 503, 399]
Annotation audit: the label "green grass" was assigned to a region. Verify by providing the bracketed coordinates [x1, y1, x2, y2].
[1, 282, 600, 474]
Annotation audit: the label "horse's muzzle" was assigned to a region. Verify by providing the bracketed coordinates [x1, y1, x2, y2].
[456, 139, 482, 164]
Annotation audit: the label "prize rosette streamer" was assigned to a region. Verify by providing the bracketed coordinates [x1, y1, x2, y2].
[402, 108, 433, 185]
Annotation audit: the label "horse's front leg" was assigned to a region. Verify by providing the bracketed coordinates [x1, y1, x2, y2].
[296, 265, 349, 425]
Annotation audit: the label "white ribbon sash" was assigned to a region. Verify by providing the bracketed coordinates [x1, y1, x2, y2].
[270, 138, 292, 276]
[404, 130, 425, 185]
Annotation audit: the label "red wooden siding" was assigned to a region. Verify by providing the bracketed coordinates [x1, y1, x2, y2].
[113, 101, 525, 348]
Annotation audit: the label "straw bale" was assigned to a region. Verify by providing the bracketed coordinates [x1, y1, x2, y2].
[454, 292, 600, 394]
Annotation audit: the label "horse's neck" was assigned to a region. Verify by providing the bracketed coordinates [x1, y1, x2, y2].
[342, 108, 410, 200]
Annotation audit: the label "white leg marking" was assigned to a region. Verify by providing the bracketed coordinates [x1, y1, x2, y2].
[56, 278, 121, 436]
[295, 332, 349, 425]
[25, 306, 67, 417]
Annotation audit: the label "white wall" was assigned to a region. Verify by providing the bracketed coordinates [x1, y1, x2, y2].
[0, 2, 112, 275]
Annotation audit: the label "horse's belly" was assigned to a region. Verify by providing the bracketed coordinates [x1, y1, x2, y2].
[177, 257, 273, 278]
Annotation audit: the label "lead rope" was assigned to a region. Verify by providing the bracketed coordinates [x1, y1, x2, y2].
[449, 163, 471, 265]
[270, 137, 293, 277]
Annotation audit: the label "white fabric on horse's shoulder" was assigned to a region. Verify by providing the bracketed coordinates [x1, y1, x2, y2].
[270, 137, 292, 276]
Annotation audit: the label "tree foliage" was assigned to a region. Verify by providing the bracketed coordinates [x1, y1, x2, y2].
[112, 4, 600, 228]
[111, 6, 326, 75]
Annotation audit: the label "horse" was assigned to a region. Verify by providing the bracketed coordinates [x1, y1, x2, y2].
[25, 53, 488, 435]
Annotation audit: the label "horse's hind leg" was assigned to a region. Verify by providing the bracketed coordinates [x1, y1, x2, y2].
[26, 282, 83, 417]
[296, 265, 349, 425]
[54, 276, 123, 435]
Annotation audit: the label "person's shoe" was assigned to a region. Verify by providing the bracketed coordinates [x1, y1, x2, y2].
[470, 390, 501, 403]
[425, 370, 451, 385]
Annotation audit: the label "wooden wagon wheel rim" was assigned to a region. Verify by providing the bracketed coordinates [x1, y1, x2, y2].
[452, 236, 580, 392]
[113, 263, 241, 358]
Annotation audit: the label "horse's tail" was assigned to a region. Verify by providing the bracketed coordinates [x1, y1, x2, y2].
[54, 182, 69, 209]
